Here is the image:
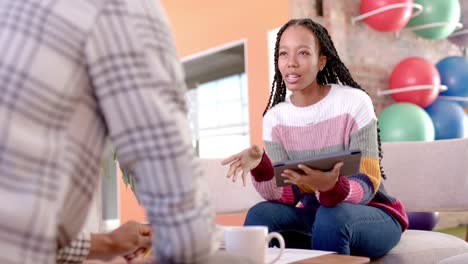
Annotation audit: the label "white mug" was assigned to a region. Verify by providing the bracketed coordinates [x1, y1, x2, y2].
[223, 226, 285, 264]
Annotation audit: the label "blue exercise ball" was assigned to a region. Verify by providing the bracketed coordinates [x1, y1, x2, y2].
[437, 56, 468, 97]
[436, 56, 468, 108]
[407, 211, 439, 231]
[425, 99, 467, 139]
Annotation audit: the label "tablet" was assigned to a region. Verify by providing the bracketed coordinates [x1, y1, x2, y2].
[273, 149, 362, 187]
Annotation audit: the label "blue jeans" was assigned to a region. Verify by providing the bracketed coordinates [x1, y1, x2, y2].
[244, 201, 402, 259]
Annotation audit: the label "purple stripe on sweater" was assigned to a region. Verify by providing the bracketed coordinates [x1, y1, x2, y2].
[271, 114, 358, 151]
[347, 173, 376, 204]
[301, 193, 318, 208]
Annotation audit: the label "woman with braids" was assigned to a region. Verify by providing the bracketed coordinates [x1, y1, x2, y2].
[221, 18, 408, 259]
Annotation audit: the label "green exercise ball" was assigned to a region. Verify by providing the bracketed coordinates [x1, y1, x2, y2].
[378, 103, 435, 142]
[407, 0, 461, 39]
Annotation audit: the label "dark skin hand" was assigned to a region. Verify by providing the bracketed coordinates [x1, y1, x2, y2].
[281, 162, 344, 191]
[221, 145, 264, 186]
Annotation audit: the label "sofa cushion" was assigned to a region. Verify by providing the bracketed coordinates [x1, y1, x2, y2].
[200, 158, 264, 213]
[439, 253, 468, 264]
[371, 230, 468, 263]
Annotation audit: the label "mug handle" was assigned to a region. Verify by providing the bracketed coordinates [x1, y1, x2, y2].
[265, 232, 285, 264]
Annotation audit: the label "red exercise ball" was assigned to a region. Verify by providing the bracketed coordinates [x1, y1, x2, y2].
[389, 57, 441, 108]
[360, 0, 414, 32]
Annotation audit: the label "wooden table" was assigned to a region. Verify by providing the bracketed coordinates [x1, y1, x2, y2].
[292, 253, 370, 264]
[83, 251, 370, 264]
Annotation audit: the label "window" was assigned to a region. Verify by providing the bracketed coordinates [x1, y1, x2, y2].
[100, 144, 120, 231]
[183, 42, 249, 158]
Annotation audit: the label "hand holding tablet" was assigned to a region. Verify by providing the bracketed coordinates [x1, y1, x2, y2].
[274, 149, 362, 188]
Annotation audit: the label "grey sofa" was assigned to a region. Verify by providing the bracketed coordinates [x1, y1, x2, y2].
[371, 138, 468, 263]
[204, 137, 468, 264]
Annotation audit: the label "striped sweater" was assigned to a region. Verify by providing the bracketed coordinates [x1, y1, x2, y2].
[251, 84, 409, 231]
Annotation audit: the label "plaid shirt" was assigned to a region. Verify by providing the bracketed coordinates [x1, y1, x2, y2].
[56, 232, 90, 264]
[0, 0, 216, 263]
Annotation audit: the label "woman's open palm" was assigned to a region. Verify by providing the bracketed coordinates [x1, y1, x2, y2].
[221, 145, 263, 186]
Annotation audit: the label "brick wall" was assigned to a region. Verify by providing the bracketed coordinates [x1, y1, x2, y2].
[289, 0, 463, 113]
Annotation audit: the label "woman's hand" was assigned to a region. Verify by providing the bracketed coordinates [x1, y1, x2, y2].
[281, 162, 344, 192]
[221, 145, 264, 186]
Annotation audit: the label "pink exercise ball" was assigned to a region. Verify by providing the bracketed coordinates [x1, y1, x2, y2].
[389, 57, 441, 108]
[360, 0, 414, 32]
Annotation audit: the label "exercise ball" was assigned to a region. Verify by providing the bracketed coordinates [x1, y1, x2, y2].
[425, 99, 467, 139]
[448, 0, 468, 47]
[437, 56, 468, 98]
[360, 0, 414, 32]
[378, 103, 435, 142]
[389, 57, 440, 108]
[437, 56, 468, 108]
[407, 212, 439, 230]
[407, 0, 461, 39]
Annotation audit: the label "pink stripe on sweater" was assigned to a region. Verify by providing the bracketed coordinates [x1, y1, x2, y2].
[345, 180, 364, 203]
[252, 180, 282, 200]
[271, 114, 358, 151]
[276, 187, 296, 204]
[252, 179, 296, 204]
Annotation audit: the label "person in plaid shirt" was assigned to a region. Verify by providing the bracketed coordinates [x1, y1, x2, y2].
[0, 0, 248, 263]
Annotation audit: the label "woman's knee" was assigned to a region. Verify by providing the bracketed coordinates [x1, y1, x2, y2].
[312, 204, 355, 254]
[315, 203, 354, 230]
[244, 201, 279, 226]
[244, 201, 302, 232]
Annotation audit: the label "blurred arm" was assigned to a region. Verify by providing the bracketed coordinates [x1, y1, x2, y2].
[85, 0, 215, 263]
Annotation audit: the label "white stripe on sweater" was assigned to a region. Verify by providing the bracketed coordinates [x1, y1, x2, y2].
[263, 84, 376, 142]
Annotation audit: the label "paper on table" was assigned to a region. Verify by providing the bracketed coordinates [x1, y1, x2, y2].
[266, 248, 334, 264]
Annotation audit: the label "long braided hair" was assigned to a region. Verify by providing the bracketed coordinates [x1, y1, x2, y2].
[264, 18, 386, 179]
